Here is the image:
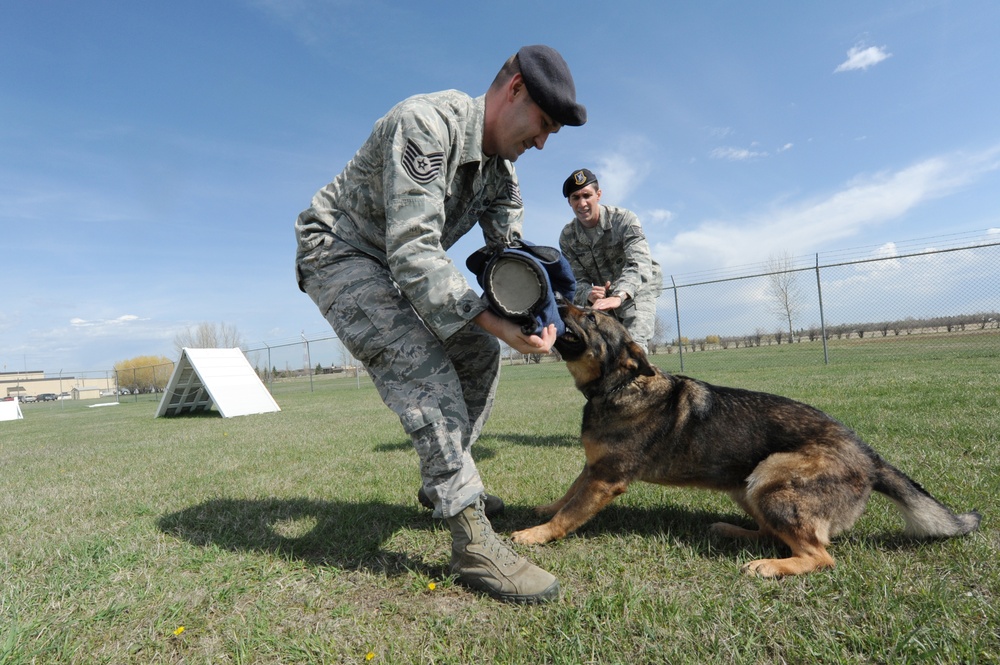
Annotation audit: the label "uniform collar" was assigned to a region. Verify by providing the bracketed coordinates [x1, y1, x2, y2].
[574, 205, 609, 238]
[462, 95, 488, 166]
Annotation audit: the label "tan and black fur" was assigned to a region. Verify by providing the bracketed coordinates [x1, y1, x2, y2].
[511, 302, 981, 577]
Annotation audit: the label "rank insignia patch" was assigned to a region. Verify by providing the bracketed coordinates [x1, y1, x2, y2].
[402, 139, 445, 184]
[507, 181, 523, 207]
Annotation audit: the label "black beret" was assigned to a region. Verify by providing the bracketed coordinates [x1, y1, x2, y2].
[562, 168, 598, 198]
[517, 45, 587, 127]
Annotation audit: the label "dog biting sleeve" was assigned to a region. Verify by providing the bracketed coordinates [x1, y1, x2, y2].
[466, 240, 576, 336]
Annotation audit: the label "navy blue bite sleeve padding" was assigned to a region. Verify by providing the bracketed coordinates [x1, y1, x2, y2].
[467, 240, 577, 337]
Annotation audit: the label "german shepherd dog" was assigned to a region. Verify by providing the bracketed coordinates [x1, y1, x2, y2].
[511, 302, 981, 577]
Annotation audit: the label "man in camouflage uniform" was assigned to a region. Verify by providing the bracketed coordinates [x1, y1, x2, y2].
[559, 168, 663, 352]
[295, 46, 586, 604]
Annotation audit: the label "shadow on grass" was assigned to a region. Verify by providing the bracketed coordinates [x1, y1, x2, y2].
[157, 495, 768, 577]
[496, 502, 796, 563]
[157, 497, 440, 577]
[496, 502, 725, 536]
[159, 495, 928, 578]
[372, 433, 579, 455]
[158, 410, 223, 419]
[489, 433, 580, 448]
[497, 502, 944, 563]
[371, 439, 502, 462]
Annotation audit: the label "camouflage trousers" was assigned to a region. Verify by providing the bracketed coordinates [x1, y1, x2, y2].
[299, 243, 498, 519]
[611, 263, 662, 352]
[613, 288, 657, 352]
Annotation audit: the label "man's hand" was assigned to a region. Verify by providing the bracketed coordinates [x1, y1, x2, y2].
[592, 294, 624, 311]
[474, 310, 557, 354]
[590, 281, 623, 311]
[588, 281, 612, 304]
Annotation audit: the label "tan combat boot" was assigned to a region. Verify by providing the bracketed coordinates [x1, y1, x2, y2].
[446, 496, 560, 604]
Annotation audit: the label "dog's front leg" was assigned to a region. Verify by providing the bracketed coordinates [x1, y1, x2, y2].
[533, 465, 591, 517]
[511, 473, 629, 545]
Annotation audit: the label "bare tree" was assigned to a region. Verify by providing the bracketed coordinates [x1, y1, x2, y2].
[173, 322, 246, 355]
[651, 313, 672, 354]
[765, 251, 803, 343]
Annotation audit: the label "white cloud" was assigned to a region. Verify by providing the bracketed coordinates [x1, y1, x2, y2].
[835, 44, 892, 73]
[707, 126, 734, 140]
[711, 142, 794, 161]
[590, 136, 654, 201]
[70, 315, 143, 329]
[653, 145, 1000, 277]
[645, 209, 675, 225]
[711, 146, 768, 161]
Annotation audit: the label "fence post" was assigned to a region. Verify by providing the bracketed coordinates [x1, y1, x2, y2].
[263, 343, 272, 391]
[671, 275, 684, 372]
[302, 332, 314, 392]
[815, 253, 829, 365]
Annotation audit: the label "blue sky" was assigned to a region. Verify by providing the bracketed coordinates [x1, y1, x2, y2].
[2, 0, 998, 373]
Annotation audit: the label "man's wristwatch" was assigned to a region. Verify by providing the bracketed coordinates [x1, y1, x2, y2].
[614, 291, 629, 302]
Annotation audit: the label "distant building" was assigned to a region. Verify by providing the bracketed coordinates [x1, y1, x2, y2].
[1, 370, 115, 401]
[71, 386, 104, 400]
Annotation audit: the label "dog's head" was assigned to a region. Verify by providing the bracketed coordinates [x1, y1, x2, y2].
[554, 301, 656, 398]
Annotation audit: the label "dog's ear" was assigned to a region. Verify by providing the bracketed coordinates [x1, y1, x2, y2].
[627, 341, 656, 376]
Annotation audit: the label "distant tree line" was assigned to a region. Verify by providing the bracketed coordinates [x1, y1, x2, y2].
[673, 310, 999, 352]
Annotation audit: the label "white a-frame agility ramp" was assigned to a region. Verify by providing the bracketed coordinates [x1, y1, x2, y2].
[0, 398, 24, 422]
[156, 348, 280, 418]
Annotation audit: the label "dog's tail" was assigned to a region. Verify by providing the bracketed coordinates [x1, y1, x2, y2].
[874, 461, 981, 537]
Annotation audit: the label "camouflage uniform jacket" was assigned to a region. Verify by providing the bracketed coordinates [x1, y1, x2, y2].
[295, 90, 524, 341]
[558, 205, 660, 307]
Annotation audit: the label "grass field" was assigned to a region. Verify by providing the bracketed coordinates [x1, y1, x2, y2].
[2, 335, 998, 664]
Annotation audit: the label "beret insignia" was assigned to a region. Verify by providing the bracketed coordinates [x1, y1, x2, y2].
[562, 167, 598, 197]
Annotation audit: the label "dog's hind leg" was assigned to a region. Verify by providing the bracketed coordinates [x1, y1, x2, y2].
[742, 529, 836, 578]
[735, 452, 863, 577]
[710, 522, 771, 540]
[710, 491, 835, 576]
[709, 490, 777, 541]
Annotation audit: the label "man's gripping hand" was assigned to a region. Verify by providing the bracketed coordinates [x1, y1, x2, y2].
[474, 310, 556, 354]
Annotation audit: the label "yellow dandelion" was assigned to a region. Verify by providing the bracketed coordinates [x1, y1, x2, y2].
[427, 582, 436, 591]
[365, 651, 375, 661]
[173, 626, 185, 636]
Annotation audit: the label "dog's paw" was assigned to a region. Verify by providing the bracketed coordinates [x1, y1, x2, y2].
[742, 553, 834, 578]
[511, 526, 552, 545]
[741, 559, 784, 578]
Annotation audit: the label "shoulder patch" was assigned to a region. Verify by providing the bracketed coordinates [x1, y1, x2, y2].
[507, 181, 523, 207]
[402, 139, 445, 184]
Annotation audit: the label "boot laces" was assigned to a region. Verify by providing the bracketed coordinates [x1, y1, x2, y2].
[476, 504, 520, 567]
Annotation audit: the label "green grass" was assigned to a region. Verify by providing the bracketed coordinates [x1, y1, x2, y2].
[2, 336, 998, 664]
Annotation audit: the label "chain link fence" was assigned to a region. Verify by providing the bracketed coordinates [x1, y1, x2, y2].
[248, 232, 1000, 391]
[24, 231, 993, 404]
[653, 233, 999, 373]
